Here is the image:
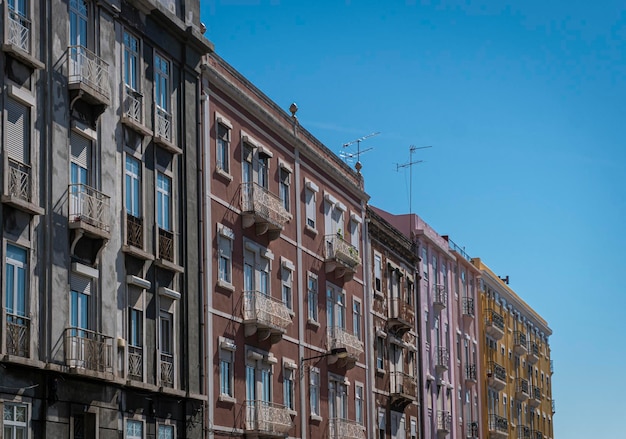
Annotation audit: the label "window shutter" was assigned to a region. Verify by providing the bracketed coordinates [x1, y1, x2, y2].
[5, 98, 29, 163]
[70, 132, 91, 168]
[70, 273, 91, 295]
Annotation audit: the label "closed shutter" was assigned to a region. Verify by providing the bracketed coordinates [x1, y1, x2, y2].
[70, 132, 91, 169]
[70, 273, 91, 295]
[5, 98, 29, 163]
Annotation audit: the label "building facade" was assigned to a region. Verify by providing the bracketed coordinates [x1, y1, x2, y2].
[1, 0, 211, 436]
[473, 259, 554, 439]
[201, 54, 369, 438]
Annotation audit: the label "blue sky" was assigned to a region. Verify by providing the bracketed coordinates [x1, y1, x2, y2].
[202, 1, 626, 437]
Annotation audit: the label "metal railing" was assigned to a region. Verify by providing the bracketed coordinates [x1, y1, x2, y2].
[531, 430, 543, 439]
[327, 326, 364, 358]
[240, 182, 291, 229]
[328, 418, 365, 439]
[243, 290, 292, 331]
[324, 234, 360, 268]
[514, 331, 527, 348]
[516, 378, 529, 396]
[529, 341, 539, 356]
[447, 237, 472, 261]
[465, 364, 477, 381]
[467, 421, 479, 438]
[67, 45, 110, 101]
[532, 386, 541, 401]
[517, 425, 531, 439]
[488, 361, 506, 382]
[6, 9, 31, 52]
[432, 284, 447, 309]
[244, 400, 293, 435]
[127, 345, 143, 380]
[6, 314, 30, 357]
[126, 214, 143, 248]
[123, 87, 142, 124]
[436, 346, 449, 370]
[64, 327, 113, 372]
[158, 227, 174, 262]
[160, 352, 174, 387]
[488, 414, 508, 433]
[5, 157, 32, 203]
[485, 308, 505, 330]
[437, 410, 451, 432]
[390, 371, 418, 399]
[389, 298, 415, 325]
[68, 184, 110, 233]
[155, 107, 172, 141]
[462, 297, 475, 317]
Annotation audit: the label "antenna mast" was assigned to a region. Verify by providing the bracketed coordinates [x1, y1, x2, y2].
[341, 132, 380, 172]
[396, 145, 432, 217]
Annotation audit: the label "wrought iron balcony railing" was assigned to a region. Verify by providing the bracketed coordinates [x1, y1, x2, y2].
[432, 284, 447, 311]
[436, 346, 449, 372]
[126, 214, 143, 248]
[328, 418, 365, 439]
[437, 410, 452, 432]
[465, 363, 477, 382]
[155, 107, 172, 141]
[67, 45, 110, 103]
[240, 182, 291, 230]
[447, 237, 472, 261]
[64, 327, 113, 373]
[527, 341, 539, 364]
[6, 314, 30, 358]
[325, 234, 360, 268]
[462, 296, 475, 318]
[127, 345, 143, 381]
[488, 414, 508, 433]
[328, 326, 364, 359]
[6, 9, 31, 53]
[531, 430, 543, 439]
[390, 371, 418, 400]
[514, 331, 527, 354]
[157, 227, 174, 262]
[467, 421, 479, 438]
[389, 298, 415, 326]
[245, 400, 293, 436]
[160, 352, 174, 387]
[516, 378, 529, 400]
[243, 290, 292, 332]
[123, 87, 143, 124]
[517, 425, 531, 439]
[533, 386, 541, 400]
[485, 308, 505, 339]
[488, 361, 507, 390]
[68, 184, 110, 233]
[6, 157, 31, 203]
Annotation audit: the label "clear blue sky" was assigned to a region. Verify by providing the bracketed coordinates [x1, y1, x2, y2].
[201, 1, 626, 437]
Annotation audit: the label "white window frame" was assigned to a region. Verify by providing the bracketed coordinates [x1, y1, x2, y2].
[355, 383, 364, 424]
[126, 419, 143, 439]
[352, 298, 362, 341]
[125, 154, 142, 218]
[2, 402, 29, 439]
[376, 336, 385, 370]
[309, 367, 320, 417]
[217, 224, 234, 288]
[216, 121, 230, 174]
[156, 171, 172, 231]
[279, 166, 291, 212]
[283, 363, 295, 411]
[219, 338, 236, 400]
[374, 253, 382, 293]
[304, 183, 318, 232]
[281, 264, 293, 312]
[157, 423, 175, 439]
[307, 272, 318, 323]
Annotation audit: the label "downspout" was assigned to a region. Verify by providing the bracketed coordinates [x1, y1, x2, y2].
[362, 210, 375, 436]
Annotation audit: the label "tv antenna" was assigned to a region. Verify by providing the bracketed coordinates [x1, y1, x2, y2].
[340, 131, 380, 173]
[396, 145, 432, 217]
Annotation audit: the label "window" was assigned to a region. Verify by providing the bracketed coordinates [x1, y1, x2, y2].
[69, 0, 88, 49]
[125, 155, 141, 218]
[5, 98, 30, 167]
[378, 410, 385, 439]
[257, 153, 269, 188]
[246, 354, 272, 406]
[421, 247, 428, 280]
[353, 300, 362, 340]
[327, 285, 346, 330]
[123, 31, 139, 91]
[216, 123, 230, 172]
[432, 254, 438, 285]
[425, 311, 431, 345]
[220, 345, 234, 398]
[242, 143, 253, 184]
[70, 274, 91, 337]
[5, 244, 27, 322]
[305, 187, 316, 229]
[3, 403, 27, 439]
[329, 378, 347, 420]
[156, 172, 171, 231]
[154, 53, 171, 140]
[350, 218, 360, 250]
[128, 307, 143, 379]
[126, 420, 143, 439]
[244, 249, 270, 296]
[282, 267, 293, 311]
[283, 366, 295, 410]
[159, 310, 174, 387]
[309, 368, 320, 416]
[158, 424, 174, 439]
[307, 274, 318, 322]
[376, 336, 385, 369]
[218, 225, 234, 285]
[279, 167, 290, 212]
[355, 384, 364, 424]
[374, 254, 382, 292]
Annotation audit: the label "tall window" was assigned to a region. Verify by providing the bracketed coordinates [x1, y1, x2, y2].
[126, 420, 143, 439]
[307, 274, 318, 322]
[156, 173, 171, 231]
[5, 245, 27, 321]
[279, 168, 290, 212]
[305, 187, 316, 229]
[69, 0, 88, 48]
[376, 336, 385, 369]
[378, 410, 385, 439]
[309, 368, 320, 416]
[220, 346, 234, 398]
[217, 227, 233, 285]
[158, 425, 174, 439]
[5, 98, 30, 166]
[159, 309, 174, 387]
[283, 366, 295, 410]
[8, 0, 27, 18]
[3, 403, 27, 439]
[129, 308, 142, 348]
[327, 286, 346, 330]
[257, 153, 269, 188]
[125, 156, 141, 218]
[282, 267, 293, 311]
[242, 143, 253, 184]
[216, 123, 230, 172]
[374, 254, 382, 292]
[353, 300, 362, 340]
[123, 32, 139, 91]
[154, 54, 170, 112]
[421, 247, 428, 280]
[355, 384, 364, 424]
[329, 379, 347, 419]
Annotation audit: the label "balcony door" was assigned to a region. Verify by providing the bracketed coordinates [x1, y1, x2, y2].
[70, 132, 91, 221]
[69, 274, 91, 367]
[69, 0, 89, 76]
[391, 411, 406, 439]
[328, 380, 347, 420]
[326, 286, 346, 332]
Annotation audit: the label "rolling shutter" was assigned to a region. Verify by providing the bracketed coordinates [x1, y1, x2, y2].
[70, 132, 91, 169]
[5, 98, 30, 163]
[70, 273, 91, 295]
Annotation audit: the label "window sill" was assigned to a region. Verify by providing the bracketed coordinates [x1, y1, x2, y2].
[121, 115, 152, 137]
[307, 318, 320, 328]
[154, 134, 182, 155]
[218, 394, 236, 404]
[374, 290, 385, 301]
[310, 414, 322, 423]
[304, 224, 318, 236]
[2, 43, 45, 69]
[122, 244, 155, 261]
[215, 167, 233, 182]
[217, 279, 235, 293]
[376, 367, 386, 376]
[155, 258, 185, 273]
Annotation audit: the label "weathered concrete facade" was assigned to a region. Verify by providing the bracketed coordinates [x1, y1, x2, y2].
[1, 0, 211, 436]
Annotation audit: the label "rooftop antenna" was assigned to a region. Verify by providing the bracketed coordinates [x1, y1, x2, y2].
[396, 145, 432, 217]
[340, 131, 380, 173]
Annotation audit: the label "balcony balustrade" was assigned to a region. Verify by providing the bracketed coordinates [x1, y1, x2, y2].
[390, 371, 418, 409]
[2, 156, 43, 214]
[2, 7, 42, 68]
[126, 214, 143, 249]
[462, 297, 475, 320]
[245, 400, 293, 437]
[488, 414, 508, 439]
[531, 430, 543, 439]
[328, 418, 365, 439]
[465, 364, 477, 384]
[517, 425, 531, 439]
[327, 326, 363, 367]
[160, 352, 174, 387]
[240, 182, 291, 240]
[528, 386, 541, 407]
[64, 327, 113, 373]
[6, 314, 30, 358]
[68, 183, 110, 239]
[527, 341, 539, 364]
[123, 87, 143, 124]
[432, 284, 447, 312]
[436, 410, 452, 435]
[435, 346, 449, 373]
[324, 234, 360, 280]
[243, 290, 292, 343]
[487, 361, 507, 390]
[67, 45, 110, 106]
[388, 298, 415, 335]
[514, 331, 528, 355]
[467, 421, 479, 438]
[155, 108, 171, 139]
[127, 345, 143, 381]
[515, 378, 529, 401]
[157, 227, 175, 263]
[485, 308, 505, 340]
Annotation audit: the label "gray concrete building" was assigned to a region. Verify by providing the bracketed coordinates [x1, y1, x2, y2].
[1, 0, 212, 436]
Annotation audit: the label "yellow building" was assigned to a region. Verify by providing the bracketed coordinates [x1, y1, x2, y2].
[473, 259, 554, 439]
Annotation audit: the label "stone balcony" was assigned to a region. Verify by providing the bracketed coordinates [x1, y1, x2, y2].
[528, 386, 542, 407]
[241, 182, 291, 241]
[324, 234, 360, 280]
[436, 410, 451, 436]
[390, 371, 418, 410]
[435, 346, 449, 373]
[67, 45, 110, 109]
[485, 308, 505, 340]
[465, 364, 477, 385]
[388, 298, 415, 335]
[328, 418, 365, 439]
[432, 284, 447, 312]
[327, 326, 363, 368]
[515, 378, 529, 401]
[513, 331, 528, 355]
[2, 6, 44, 68]
[527, 341, 539, 364]
[244, 400, 293, 438]
[68, 183, 110, 240]
[462, 296, 475, 322]
[243, 290, 292, 344]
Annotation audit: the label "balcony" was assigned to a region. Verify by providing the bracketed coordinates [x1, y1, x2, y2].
[517, 425, 531, 439]
[436, 410, 451, 436]
[432, 284, 447, 312]
[245, 400, 293, 437]
[390, 371, 418, 410]
[527, 341, 539, 364]
[64, 327, 113, 373]
[324, 234, 360, 280]
[528, 386, 541, 407]
[462, 297, 475, 322]
[551, 399, 555, 414]
[531, 430, 543, 439]
[487, 361, 507, 390]
[155, 227, 182, 271]
[327, 326, 363, 368]
[465, 364, 477, 385]
[467, 421, 479, 438]
[328, 418, 365, 439]
[2, 7, 43, 69]
[5, 314, 30, 358]
[241, 182, 291, 241]
[435, 346, 449, 373]
[121, 88, 150, 136]
[154, 108, 182, 154]
[2, 156, 43, 215]
[388, 298, 415, 335]
[485, 309, 505, 340]
[550, 360, 554, 374]
[488, 414, 508, 439]
[513, 331, 527, 355]
[127, 345, 143, 381]
[515, 378, 529, 401]
[243, 290, 292, 344]
[160, 352, 174, 388]
[67, 45, 110, 108]
[68, 184, 111, 240]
